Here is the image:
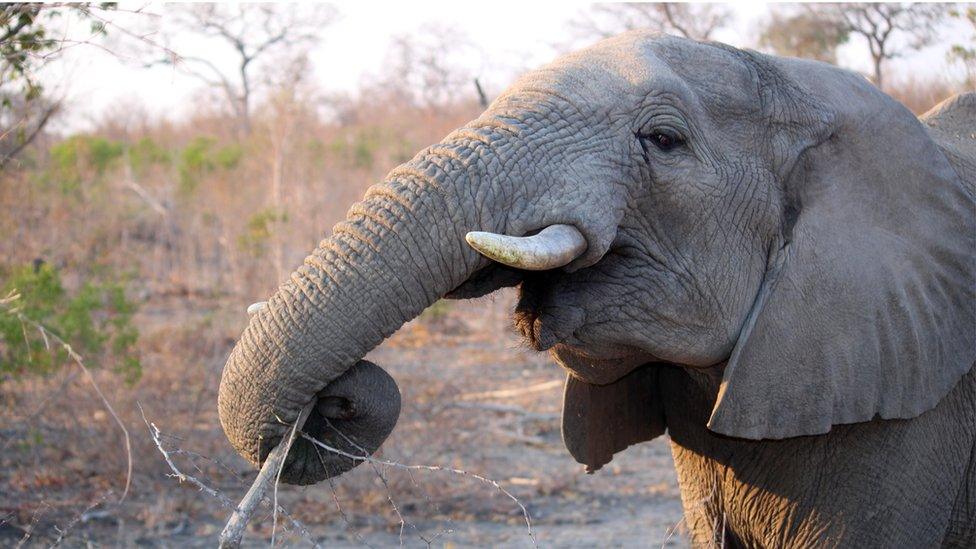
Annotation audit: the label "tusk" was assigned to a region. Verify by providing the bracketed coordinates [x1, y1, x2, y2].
[246, 301, 268, 316]
[465, 224, 587, 271]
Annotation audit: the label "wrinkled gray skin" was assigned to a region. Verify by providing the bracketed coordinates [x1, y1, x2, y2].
[219, 32, 976, 547]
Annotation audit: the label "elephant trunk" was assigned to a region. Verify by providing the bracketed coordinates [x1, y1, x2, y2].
[218, 134, 502, 484]
[219, 93, 623, 484]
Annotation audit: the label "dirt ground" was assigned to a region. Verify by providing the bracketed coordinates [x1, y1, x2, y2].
[1, 288, 687, 547]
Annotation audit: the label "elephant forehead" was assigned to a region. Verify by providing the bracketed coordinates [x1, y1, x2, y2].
[501, 31, 761, 118]
[649, 39, 763, 116]
[506, 33, 671, 101]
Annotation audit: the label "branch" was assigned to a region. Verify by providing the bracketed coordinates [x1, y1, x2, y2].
[302, 431, 538, 547]
[0, 14, 34, 45]
[248, 28, 290, 61]
[0, 100, 58, 170]
[123, 178, 167, 216]
[661, 4, 694, 40]
[140, 403, 320, 548]
[473, 78, 488, 108]
[218, 401, 314, 549]
[49, 491, 113, 548]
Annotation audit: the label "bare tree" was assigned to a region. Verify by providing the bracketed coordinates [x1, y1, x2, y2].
[368, 23, 481, 112]
[568, 3, 732, 45]
[261, 53, 319, 281]
[759, 6, 850, 63]
[151, 4, 338, 137]
[817, 3, 950, 89]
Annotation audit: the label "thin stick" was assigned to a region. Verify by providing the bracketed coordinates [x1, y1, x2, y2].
[140, 405, 319, 547]
[302, 432, 537, 547]
[218, 401, 314, 549]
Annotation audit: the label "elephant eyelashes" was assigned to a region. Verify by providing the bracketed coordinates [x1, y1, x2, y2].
[637, 131, 685, 157]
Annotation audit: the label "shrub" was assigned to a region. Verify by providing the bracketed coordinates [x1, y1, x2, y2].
[0, 262, 141, 383]
[128, 136, 171, 176]
[214, 143, 243, 170]
[237, 208, 288, 258]
[178, 136, 216, 195]
[178, 137, 244, 194]
[87, 137, 124, 173]
[420, 299, 452, 322]
[47, 135, 124, 192]
[329, 128, 381, 169]
[352, 131, 377, 169]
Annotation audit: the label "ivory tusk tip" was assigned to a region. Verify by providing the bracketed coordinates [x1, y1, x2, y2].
[464, 224, 587, 271]
[465, 230, 526, 268]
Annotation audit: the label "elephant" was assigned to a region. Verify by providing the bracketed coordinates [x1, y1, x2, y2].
[218, 31, 976, 547]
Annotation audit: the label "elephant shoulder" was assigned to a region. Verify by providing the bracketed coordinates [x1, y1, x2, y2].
[921, 93, 976, 195]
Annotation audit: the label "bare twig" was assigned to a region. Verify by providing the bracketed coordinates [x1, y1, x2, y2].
[13, 502, 50, 549]
[0, 101, 59, 170]
[144, 393, 535, 547]
[219, 401, 314, 549]
[474, 78, 489, 108]
[140, 404, 320, 548]
[270, 405, 310, 547]
[302, 431, 537, 547]
[123, 178, 168, 216]
[50, 490, 113, 547]
[142, 404, 234, 508]
[323, 475, 375, 549]
[323, 419, 454, 547]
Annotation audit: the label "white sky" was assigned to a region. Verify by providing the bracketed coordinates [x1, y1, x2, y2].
[38, 1, 970, 134]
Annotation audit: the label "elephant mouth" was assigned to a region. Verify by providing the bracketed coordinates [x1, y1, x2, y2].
[444, 263, 524, 300]
[550, 343, 656, 385]
[508, 272, 660, 385]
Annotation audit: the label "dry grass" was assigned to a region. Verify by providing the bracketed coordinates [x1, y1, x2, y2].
[883, 74, 965, 115]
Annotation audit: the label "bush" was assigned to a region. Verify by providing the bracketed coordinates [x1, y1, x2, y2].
[0, 262, 141, 382]
[214, 143, 243, 170]
[47, 135, 124, 192]
[178, 137, 244, 194]
[329, 128, 381, 169]
[178, 136, 216, 195]
[237, 208, 288, 258]
[128, 136, 171, 176]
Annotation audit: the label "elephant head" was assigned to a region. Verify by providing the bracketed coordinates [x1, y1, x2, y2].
[218, 32, 975, 483]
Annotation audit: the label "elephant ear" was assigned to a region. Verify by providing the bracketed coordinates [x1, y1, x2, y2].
[561, 367, 664, 472]
[707, 60, 976, 440]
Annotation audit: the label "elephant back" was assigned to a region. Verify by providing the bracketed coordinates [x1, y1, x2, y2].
[922, 92, 976, 197]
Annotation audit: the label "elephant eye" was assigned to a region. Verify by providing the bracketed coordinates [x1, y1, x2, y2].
[638, 130, 684, 154]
